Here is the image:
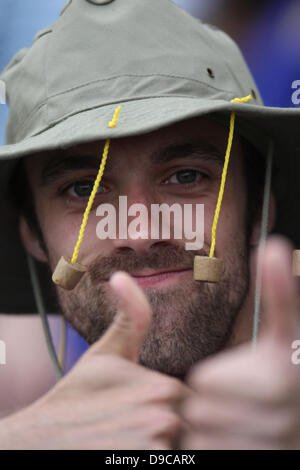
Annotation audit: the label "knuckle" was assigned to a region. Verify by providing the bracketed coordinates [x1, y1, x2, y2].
[141, 404, 182, 438]
[152, 376, 184, 402]
[153, 408, 182, 437]
[142, 406, 163, 425]
[179, 398, 196, 423]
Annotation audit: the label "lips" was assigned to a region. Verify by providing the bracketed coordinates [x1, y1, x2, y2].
[99, 266, 193, 286]
[130, 268, 190, 277]
[129, 268, 192, 288]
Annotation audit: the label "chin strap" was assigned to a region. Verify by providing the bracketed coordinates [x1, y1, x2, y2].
[252, 139, 274, 349]
[59, 316, 66, 371]
[26, 252, 64, 380]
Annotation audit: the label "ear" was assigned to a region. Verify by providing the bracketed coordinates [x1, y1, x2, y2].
[250, 191, 276, 247]
[19, 216, 48, 263]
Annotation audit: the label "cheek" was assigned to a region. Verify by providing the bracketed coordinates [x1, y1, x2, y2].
[194, 185, 247, 255]
[214, 188, 247, 253]
[41, 214, 82, 265]
[168, 198, 217, 251]
[37, 200, 112, 266]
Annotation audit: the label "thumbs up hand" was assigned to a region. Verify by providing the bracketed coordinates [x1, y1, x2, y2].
[180, 236, 300, 450]
[0, 272, 191, 450]
[85, 271, 152, 362]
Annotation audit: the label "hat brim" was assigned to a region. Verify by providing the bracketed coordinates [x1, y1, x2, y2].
[0, 97, 299, 313]
[0, 96, 299, 158]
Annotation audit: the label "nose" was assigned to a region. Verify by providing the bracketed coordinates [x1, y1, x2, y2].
[111, 187, 168, 254]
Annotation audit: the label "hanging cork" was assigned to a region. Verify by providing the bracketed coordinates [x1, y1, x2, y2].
[293, 250, 300, 276]
[194, 256, 223, 283]
[192, 96, 251, 284]
[52, 256, 87, 290]
[52, 106, 122, 291]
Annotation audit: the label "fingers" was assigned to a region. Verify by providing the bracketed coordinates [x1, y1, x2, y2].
[261, 236, 299, 344]
[87, 271, 152, 362]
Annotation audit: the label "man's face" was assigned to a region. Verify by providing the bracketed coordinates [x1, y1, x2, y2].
[23, 116, 253, 378]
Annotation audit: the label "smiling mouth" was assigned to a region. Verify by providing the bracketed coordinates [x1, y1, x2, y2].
[122, 268, 193, 288]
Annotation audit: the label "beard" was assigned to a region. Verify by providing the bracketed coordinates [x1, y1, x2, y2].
[52, 238, 250, 380]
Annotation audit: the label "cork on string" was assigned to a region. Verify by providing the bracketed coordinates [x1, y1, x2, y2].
[194, 256, 223, 283]
[52, 105, 122, 290]
[293, 250, 300, 276]
[193, 95, 252, 283]
[52, 256, 87, 290]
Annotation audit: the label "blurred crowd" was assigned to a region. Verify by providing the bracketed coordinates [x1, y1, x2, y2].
[175, 0, 300, 107]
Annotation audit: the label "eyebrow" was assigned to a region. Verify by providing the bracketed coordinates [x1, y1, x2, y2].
[41, 154, 102, 186]
[150, 142, 224, 165]
[40, 141, 224, 186]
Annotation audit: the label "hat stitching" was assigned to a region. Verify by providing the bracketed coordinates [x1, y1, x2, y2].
[26, 94, 235, 141]
[16, 74, 237, 139]
[45, 73, 238, 101]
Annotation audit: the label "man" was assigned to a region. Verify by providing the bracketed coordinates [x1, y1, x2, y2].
[0, 0, 300, 450]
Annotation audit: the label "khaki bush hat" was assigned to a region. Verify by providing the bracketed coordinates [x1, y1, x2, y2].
[0, 0, 300, 314]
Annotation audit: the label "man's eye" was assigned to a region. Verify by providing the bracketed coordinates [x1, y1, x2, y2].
[66, 181, 106, 198]
[164, 170, 205, 185]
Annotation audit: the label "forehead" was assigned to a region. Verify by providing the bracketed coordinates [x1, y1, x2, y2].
[25, 115, 244, 175]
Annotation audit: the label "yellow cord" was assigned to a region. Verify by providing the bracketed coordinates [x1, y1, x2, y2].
[69, 97, 250, 264]
[209, 95, 252, 258]
[108, 105, 122, 128]
[71, 106, 122, 264]
[53, 106, 122, 377]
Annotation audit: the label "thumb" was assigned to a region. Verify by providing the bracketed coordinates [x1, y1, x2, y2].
[261, 236, 299, 344]
[88, 271, 152, 362]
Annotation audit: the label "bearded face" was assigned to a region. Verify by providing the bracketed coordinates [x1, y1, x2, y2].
[53, 240, 249, 379]
[20, 116, 258, 379]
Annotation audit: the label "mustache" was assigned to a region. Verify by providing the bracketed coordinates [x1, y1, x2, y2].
[89, 245, 208, 282]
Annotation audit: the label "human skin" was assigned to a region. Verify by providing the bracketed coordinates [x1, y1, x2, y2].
[180, 238, 300, 449]
[0, 272, 192, 449]
[0, 315, 57, 415]
[2, 116, 299, 449]
[1, 245, 300, 449]
[20, 117, 259, 379]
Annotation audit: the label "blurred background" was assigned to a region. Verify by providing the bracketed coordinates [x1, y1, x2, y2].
[0, 0, 300, 414]
[173, 0, 300, 107]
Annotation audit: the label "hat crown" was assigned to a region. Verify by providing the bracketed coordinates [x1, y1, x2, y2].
[1, 0, 261, 145]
